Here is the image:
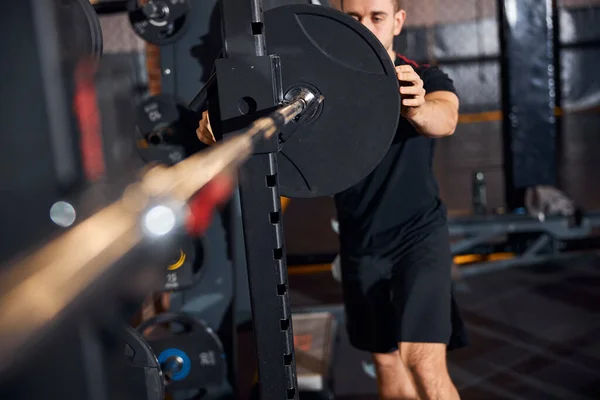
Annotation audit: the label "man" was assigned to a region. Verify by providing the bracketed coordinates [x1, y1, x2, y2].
[331, 0, 467, 399]
[196, 0, 467, 398]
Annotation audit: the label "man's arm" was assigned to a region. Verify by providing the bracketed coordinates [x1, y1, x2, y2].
[408, 91, 459, 138]
[396, 65, 459, 138]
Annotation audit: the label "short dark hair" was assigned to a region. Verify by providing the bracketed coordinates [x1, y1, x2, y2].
[339, 0, 402, 12]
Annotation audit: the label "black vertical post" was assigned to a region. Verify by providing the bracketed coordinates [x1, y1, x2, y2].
[222, 0, 266, 56]
[498, 0, 557, 210]
[219, 0, 298, 400]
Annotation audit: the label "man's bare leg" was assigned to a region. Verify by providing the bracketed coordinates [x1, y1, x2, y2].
[372, 351, 418, 400]
[399, 342, 460, 400]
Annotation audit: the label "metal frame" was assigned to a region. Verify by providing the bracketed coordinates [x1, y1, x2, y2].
[448, 212, 600, 277]
[217, 0, 298, 399]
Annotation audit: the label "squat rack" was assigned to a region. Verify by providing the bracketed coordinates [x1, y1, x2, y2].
[216, 0, 300, 399]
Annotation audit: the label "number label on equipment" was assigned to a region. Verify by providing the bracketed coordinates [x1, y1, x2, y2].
[148, 110, 162, 122]
[166, 272, 179, 289]
[144, 103, 163, 123]
[134, 20, 149, 31]
[199, 351, 216, 366]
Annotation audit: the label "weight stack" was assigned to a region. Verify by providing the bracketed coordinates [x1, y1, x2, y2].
[498, 0, 558, 209]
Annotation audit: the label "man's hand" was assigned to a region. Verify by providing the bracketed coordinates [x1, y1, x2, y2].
[395, 65, 459, 138]
[197, 110, 216, 145]
[396, 65, 426, 121]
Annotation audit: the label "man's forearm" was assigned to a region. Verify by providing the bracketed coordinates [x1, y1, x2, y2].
[408, 99, 458, 138]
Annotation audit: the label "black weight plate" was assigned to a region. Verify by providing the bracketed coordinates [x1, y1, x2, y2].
[79, 0, 104, 60]
[117, 326, 164, 400]
[264, 5, 400, 198]
[138, 313, 227, 392]
[127, 0, 190, 45]
[57, 0, 104, 62]
[134, 94, 204, 165]
[155, 331, 226, 391]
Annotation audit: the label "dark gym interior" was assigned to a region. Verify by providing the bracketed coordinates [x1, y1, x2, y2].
[1, 0, 599, 399]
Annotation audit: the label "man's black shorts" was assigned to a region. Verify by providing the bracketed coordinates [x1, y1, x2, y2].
[340, 224, 468, 354]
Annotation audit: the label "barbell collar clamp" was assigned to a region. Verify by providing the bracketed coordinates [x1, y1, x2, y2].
[284, 86, 317, 110]
[278, 86, 324, 145]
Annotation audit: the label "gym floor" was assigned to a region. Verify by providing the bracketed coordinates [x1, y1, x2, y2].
[283, 253, 600, 399]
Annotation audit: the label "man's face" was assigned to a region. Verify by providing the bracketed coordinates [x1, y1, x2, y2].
[341, 0, 405, 55]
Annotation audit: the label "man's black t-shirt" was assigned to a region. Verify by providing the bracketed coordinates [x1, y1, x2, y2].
[334, 55, 457, 254]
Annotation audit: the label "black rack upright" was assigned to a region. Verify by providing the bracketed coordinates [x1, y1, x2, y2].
[218, 0, 299, 399]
